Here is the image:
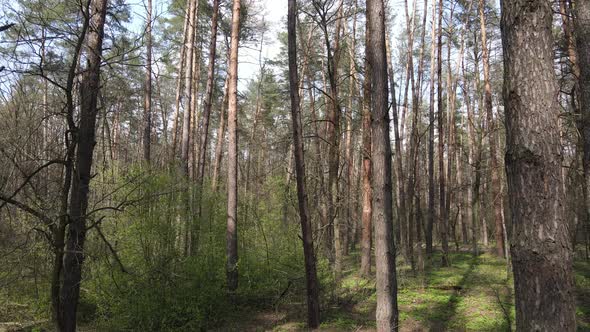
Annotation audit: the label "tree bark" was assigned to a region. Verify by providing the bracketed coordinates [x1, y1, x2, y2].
[367, 0, 399, 328]
[142, 0, 153, 163]
[478, 0, 504, 258]
[575, 0, 590, 269]
[58, 0, 108, 329]
[426, 0, 437, 256]
[502, 1, 576, 330]
[226, 0, 241, 294]
[436, 0, 449, 266]
[180, 0, 198, 176]
[360, 23, 372, 277]
[211, 74, 229, 192]
[287, 0, 321, 326]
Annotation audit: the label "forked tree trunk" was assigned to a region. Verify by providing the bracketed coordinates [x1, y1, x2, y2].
[59, 0, 108, 330]
[502, 1, 576, 329]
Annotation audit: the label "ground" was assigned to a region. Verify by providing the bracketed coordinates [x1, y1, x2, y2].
[219, 250, 590, 332]
[1, 249, 589, 331]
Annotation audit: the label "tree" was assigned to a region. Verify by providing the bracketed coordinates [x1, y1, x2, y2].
[59, 0, 109, 329]
[142, 0, 153, 163]
[575, 0, 590, 264]
[501, 0, 576, 329]
[226, 0, 241, 294]
[360, 24, 372, 277]
[367, 0, 399, 328]
[287, 0, 320, 325]
[478, 0, 504, 258]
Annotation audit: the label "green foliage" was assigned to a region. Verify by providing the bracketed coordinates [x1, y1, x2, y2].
[79, 168, 310, 331]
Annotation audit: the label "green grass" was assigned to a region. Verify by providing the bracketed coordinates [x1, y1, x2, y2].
[272, 249, 588, 331]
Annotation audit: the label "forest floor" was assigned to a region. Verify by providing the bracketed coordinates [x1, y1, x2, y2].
[1, 249, 588, 331]
[220, 249, 590, 332]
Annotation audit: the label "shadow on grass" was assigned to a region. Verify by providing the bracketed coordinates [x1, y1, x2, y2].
[421, 256, 478, 331]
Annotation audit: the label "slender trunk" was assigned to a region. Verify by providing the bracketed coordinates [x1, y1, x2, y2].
[367, 0, 399, 328]
[59, 0, 108, 329]
[181, 0, 198, 175]
[171, 4, 190, 160]
[196, 0, 220, 188]
[502, 1, 576, 329]
[226, 0, 241, 294]
[360, 25, 372, 277]
[479, 0, 504, 258]
[287, 1, 321, 325]
[211, 74, 229, 192]
[426, 0, 437, 256]
[436, 0, 449, 266]
[143, 0, 153, 163]
[575, 0, 590, 268]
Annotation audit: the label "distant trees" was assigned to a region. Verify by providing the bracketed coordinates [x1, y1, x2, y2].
[501, 0, 576, 329]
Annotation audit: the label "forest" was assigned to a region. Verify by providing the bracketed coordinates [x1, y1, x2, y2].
[0, 0, 588, 330]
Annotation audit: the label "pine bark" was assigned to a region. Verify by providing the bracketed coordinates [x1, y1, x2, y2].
[478, 0, 504, 257]
[226, 0, 241, 294]
[367, 0, 399, 328]
[502, 1, 576, 330]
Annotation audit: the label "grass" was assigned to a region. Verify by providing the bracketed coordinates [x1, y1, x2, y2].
[230, 249, 589, 331]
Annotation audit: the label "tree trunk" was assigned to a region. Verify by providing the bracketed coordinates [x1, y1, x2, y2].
[367, 0, 399, 328]
[58, 0, 108, 329]
[287, 0, 321, 325]
[426, 0, 437, 256]
[211, 74, 229, 192]
[478, 0, 504, 258]
[180, 0, 198, 175]
[171, 3, 190, 160]
[502, 1, 576, 330]
[575, 0, 590, 268]
[196, 0, 220, 188]
[226, 0, 241, 294]
[436, 0, 449, 266]
[143, 0, 153, 163]
[360, 25, 372, 277]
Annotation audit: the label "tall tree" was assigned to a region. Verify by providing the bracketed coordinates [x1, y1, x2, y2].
[143, 0, 153, 163]
[575, 0, 590, 265]
[226, 0, 241, 294]
[367, 0, 399, 328]
[360, 16, 372, 277]
[478, 0, 504, 257]
[59, 0, 108, 329]
[426, 0, 437, 256]
[287, 0, 320, 325]
[180, 0, 198, 175]
[501, 0, 576, 330]
[437, 0, 449, 266]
